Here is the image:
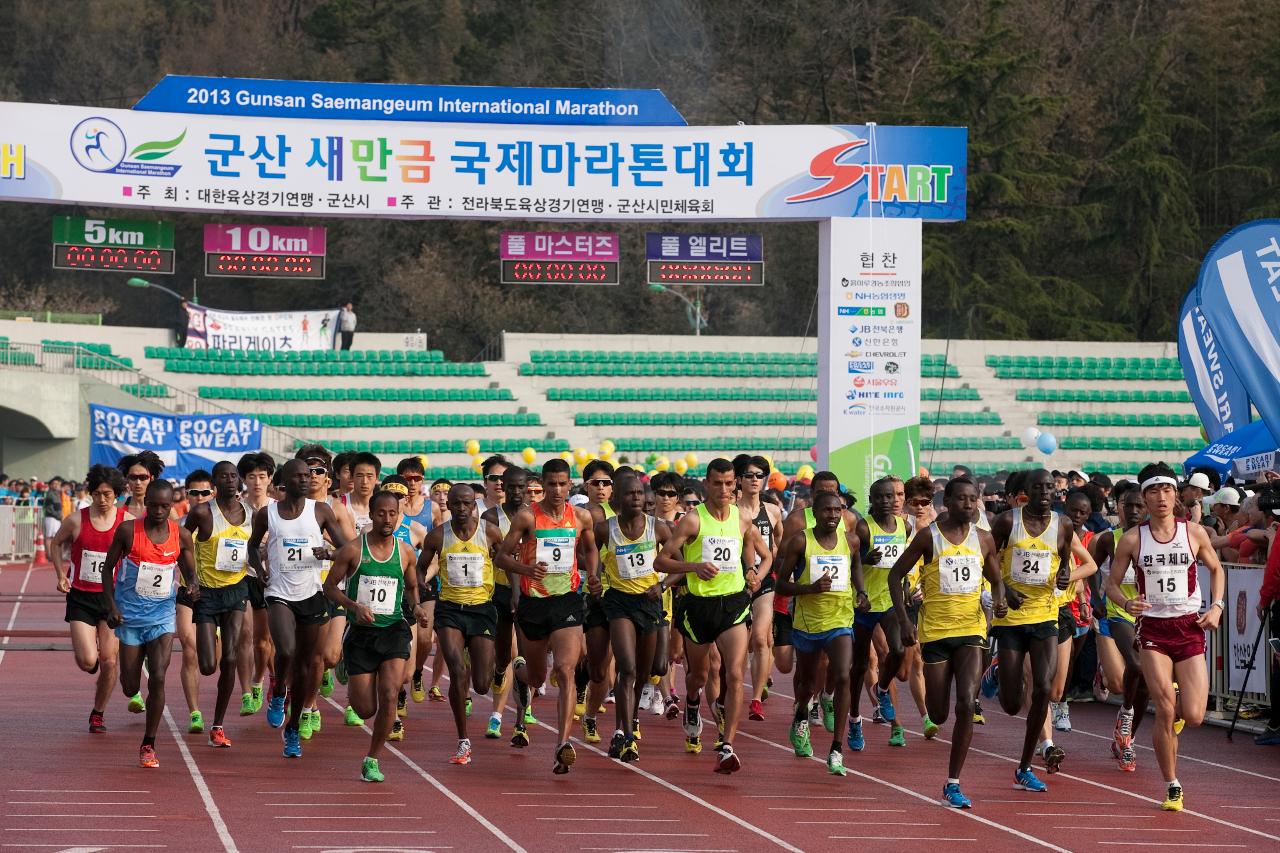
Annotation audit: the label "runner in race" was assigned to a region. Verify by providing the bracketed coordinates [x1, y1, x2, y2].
[580, 459, 616, 744]
[246, 458, 348, 758]
[235, 452, 276, 717]
[591, 472, 672, 761]
[1047, 489, 1097, 735]
[50, 464, 130, 733]
[416, 483, 502, 765]
[481, 466, 529, 739]
[495, 457, 597, 774]
[423, 477, 453, 703]
[650, 470, 685, 720]
[174, 469, 213, 735]
[776, 491, 869, 775]
[101, 479, 198, 768]
[397, 456, 439, 706]
[1105, 462, 1225, 811]
[656, 457, 771, 773]
[324, 488, 418, 782]
[735, 455, 782, 723]
[889, 476, 1006, 808]
[183, 460, 251, 748]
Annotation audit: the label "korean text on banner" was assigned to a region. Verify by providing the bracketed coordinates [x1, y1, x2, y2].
[1177, 288, 1251, 443]
[185, 304, 340, 351]
[1225, 565, 1266, 694]
[818, 217, 921, 504]
[90, 404, 262, 480]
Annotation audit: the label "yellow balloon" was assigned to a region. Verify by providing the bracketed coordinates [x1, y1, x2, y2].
[599, 440, 615, 456]
[674, 459, 688, 475]
[471, 454, 484, 471]
[761, 453, 774, 471]
[573, 447, 589, 464]
[655, 456, 670, 472]
[648, 469, 660, 477]
[521, 447, 537, 464]
[684, 452, 698, 468]
[417, 454, 430, 471]
[465, 439, 480, 456]
[560, 451, 573, 463]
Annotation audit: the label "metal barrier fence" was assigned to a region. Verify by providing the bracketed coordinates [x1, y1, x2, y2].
[1206, 562, 1272, 720]
[0, 505, 37, 560]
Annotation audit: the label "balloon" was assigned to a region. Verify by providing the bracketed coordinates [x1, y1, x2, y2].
[1020, 427, 1041, 449]
[684, 452, 698, 468]
[655, 456, 670, 472]
[465, 439, 481, 456]
[573, 447, 589, 465]
[470, 454, 484, 471]
[648, 469, 660, 477]
[761, 453, 774, 471]
[645, 453, 658, 466]
[599, 440, 615, 456]
[521, 447, 536, 464]
[1036, 432, 1058, 455]
[1199, 426, 1208, 443]
[417, 454, 430, 471]
[809, 444, 819, 462]
[674, 459, 688, 475]
[767, 471, 787, 491]
[559, 451, 573, 463]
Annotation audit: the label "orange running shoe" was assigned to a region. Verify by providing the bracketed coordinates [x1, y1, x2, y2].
[139, 744, 159, 768]
[209, 726, 232, 748]
[450, 738, 473, 765]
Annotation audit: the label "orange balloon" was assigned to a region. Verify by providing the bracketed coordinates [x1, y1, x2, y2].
[767, 471, 787, 491]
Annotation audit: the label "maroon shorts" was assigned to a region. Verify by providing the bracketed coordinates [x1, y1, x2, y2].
[1135, 613, 1205, 663]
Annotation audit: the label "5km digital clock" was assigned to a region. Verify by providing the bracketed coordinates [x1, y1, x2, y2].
[501, 260, 620, 285]
[53, 244, 176, 274]
[205, 253, 326, 278]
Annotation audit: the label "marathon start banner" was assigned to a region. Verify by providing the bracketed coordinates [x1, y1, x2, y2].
[186, 304, 340, 351]
[90, 404, 263, 479]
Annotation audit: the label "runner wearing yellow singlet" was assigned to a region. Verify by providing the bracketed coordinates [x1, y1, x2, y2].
[580, 459, 617, 744]
[889, 476, 1005, 809]
[480, 466, 528, 740]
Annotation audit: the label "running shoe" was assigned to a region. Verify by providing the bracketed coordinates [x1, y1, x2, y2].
[310, 708, 321, 733]
[606, 689, 616, 705]
[361, 756, 384, 782]
[1117, 744, 1137, 772]
[250, 683, 264, 713]
[1114, 709, 1134, 751]
[511, 723, 530, 748]
[821, 693, 836, 732]
[188, 710, 205, 734]
[608, 731, 626, 759]
[1041, 742, 1065, 774]
[412, 671, 426, 703]
[335, 659, 347, 685]
[632, 722, 642, 740]
[89, 710, 106, 734]
[388, 719, 404, 741]
[1013, 767, 1046, 792]
[714, 701, 727, 740]
[638, 683, 654, 711]
[428, 686, 445, 702]
[749, 698, 765, 721]
[397, 688, 408, 718]
[209, 726, 232, 748]
[847, 718, 865, 751]
[298, 711, 313, 741]
[1093, 666, 1110, 702]
[128, 692, 146, 714]
[923, 715, 940, 739]
[888, 724, 906, 747]
[651, 693, 665, 716]
[139, 744, 159, 768]
[553, 742, 576, 775]
[344, 706, 363, 727]
[875, 687, 896, 723]
[685, 735, 702, 754]
[973, 700, 986, 725]
[790, 717, 812, 757]
[582, 716, 601, 744]
[714, 744, 741, 774]
[239, 692, 256, 716]
[512, 656, 531, 713]
[827, 749, 846, 776]
[319, 668, 334, 698]
[266, 695, 286, 728]
[1161, 784, 1184, 812]
[1051, 701, 1072, 732]
[465, 697, 472, 717]
[811, 701, 823, 727]
[621, 736, 639, 763]
[871, 707, 886, 724]
[450, 738, 472, 765]
[523, 707, 538, 726]
[485, 714, 502, 739]
[574, 688, 587, 718]
[665, 695, 681, 720]
[1254, 727, 1280, 746]
[682, 705, 704, 740]
[763, 677, 772, 700]
[942, 782, 972, 809]
[282, 727, 302, 758]
[1173, 717, 1185, 735]
[980, 661, 1000, 699]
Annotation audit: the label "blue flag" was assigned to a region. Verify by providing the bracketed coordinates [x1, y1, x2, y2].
[1176, 288, 1251, 442]
[1196, 220, 1280, 446]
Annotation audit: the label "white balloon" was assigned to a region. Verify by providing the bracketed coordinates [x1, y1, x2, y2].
[1020, 426, 1042, 449]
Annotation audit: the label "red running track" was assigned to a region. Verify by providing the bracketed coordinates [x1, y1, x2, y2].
[2, 559, 1279, 853]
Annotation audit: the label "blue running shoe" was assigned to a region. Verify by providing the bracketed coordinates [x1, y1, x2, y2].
[1255, 727, 1280, 746]
[875, 687, 896, 723]
[846, 718, 865, 752]
[943, 782, 972, 809]
[1014, 767, 1046, 792]
[282, 726, 302, 758]
[266, 695, 286, 729]
[980, 662, 1000, 700]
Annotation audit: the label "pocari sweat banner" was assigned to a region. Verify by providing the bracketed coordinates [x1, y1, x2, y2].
[90, 404, 262, 479]
[1176, 288, 1250, 442]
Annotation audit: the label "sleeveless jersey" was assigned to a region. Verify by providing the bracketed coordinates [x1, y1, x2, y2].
[266, 499, 325, 602]
[195, 498, 252, 588]
[491, 505, 516, 587]
[918, 523, 986, 643]
[342, 493, 373, 536]
[1064, 528, 1094, 617]
[115, 520, 182, 627]
[1105, 527, 1138, 623]
[404, 497, 434, 532]
[603, 515, 659, 594]
[682, 503, 743, 597]
[348, 535, 407, 628]
[864, 515, 908, 612]
[994, 508, 1061, 627]
[70, 506, 125, 592]
[393, 516, 416, 550]
[440, 521, 494, 605]
[520, 503, 578, 598]
[749, 503, 774, 568]
[1135, 521, 1200, 618]
[792, 527, 854, 634]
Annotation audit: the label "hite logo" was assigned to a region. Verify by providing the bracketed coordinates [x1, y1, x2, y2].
[785, 140, 954, 204]
[70, 117, 185, 177]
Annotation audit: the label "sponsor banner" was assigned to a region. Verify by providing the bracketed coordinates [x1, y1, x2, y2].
[818, 217, 921, 503]
[1225, 565, 1266, 694]
[135, 75, 688, 127]
[89, 404, 262, 480]
[185, 304, 340, 351]
[0, 102, 967, 222]
[1176, 288, 1250, 442]
[1184, 418, 1279, 480]
[500, 231, 618, 261]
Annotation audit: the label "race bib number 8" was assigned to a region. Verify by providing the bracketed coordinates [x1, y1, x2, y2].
[536, 534, 575, 574]
[810, 554, 849, 592]
[705, 536, 740, 574]
[939, 555, 980, 595]
[215, 538, 246, 572]
[282, 537, 318, 573]
[1013, 547, 1052, 586]
[357, 575, 398, 615]
[616, 541, 656, 580]
[446, 552, 485, 588]
[1145, 565, 1188, 607]
[79, 549, 107, 585]
[135, 561, 175, 599]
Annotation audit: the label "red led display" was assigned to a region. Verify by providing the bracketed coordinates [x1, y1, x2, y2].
[204, 253, 326, 279]
[646, 260, 764, 285]
[53, 244, 175, 274]
[501, 260, 620, 285]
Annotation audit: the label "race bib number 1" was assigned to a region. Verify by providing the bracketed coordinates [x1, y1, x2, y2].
[357, 575, 398, 615]
[704, 536, 740, 574]
[810, 554, 849, 592]
[1013, 547, 1052, 586]
[79, 549, 107, 585]
[446, 552, 485, 588]
[135, 561, 175, 599]
[939, 555, 981, 595]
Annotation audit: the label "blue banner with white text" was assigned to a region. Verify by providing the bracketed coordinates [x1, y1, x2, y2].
[1176, 288, 1251, 442]
[89, 404, 262, 480]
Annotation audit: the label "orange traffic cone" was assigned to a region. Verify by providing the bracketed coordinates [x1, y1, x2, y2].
[31, 526, 49, 567]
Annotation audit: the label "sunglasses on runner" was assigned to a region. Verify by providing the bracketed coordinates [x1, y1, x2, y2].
[484, 474, 503, 483]
[907, 497, 932, 507]
[740, 472, 766, 480]
[586, 478, 612, 488]
[683, 498, 702, 507]
[186, 489, 213, 497]
[126, 473, 152, 482]
[402, 475, 423, 483]
[308, 466, 328, 476]
[655, 489, 679, 498]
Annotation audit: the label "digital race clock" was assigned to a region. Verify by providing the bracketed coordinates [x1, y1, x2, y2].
[501, 260, 620, 285]
[52, 244, 176, 274]
[204, 253, 326, 279]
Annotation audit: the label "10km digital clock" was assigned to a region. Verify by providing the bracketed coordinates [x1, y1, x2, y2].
[205, 252, 326, 278]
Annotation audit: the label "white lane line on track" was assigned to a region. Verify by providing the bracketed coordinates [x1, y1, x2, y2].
[0, 563, 34, 669]
[1, 845, 166, 849]
[501, 792, 634, 796]
[829, 836, 977, 842]
[1097, 843, 1248, 849]
[255, 791, 394, 795]
[11, 790, 151, 794]
[744, 794, 877, 800]
[1052, 826, 1198, 832]
[518, 803, 657, 810]
[282, 830, 436, 834]
[556, 833, 706, 837]
[536, 817, 678, 822]
[321, 696, 525, 853]
[265, 802, 407, 807]
[161, 706, 238, 853]
[734, 729, 1070, 853]
[1019, 813, 1155, 819]
[6, 814, 158, 818]
[4, 828, 159, 832]
[273, 816, 422, 821]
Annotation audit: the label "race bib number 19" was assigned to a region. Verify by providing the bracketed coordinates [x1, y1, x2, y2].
[939, 555, 980, 595]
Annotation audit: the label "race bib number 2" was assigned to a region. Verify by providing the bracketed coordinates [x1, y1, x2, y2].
[135, 561, 175, 599]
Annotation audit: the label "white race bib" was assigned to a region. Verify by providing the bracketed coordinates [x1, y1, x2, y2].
[446, 552, 485, 588]
[282, 537, 319, 573]
[79, 549, 107, 585]
[536, 534, 575, 574]
[1145, 564, 1188, 607]
[135, 561, 175, 599]
[356, 574, 398, 615]
[874, 537, 904, 568]
[809, 554, 849, 592]
[616, 541, 656, 580]
[704, 536, 740, 574]
[939, 554, 981, 595]
[215, 537, 246, 572]
[1012, 547, 1052, 586]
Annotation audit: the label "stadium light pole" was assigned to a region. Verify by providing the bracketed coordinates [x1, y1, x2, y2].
[649, 283, 706, 336]
[126, 276, 196, 304]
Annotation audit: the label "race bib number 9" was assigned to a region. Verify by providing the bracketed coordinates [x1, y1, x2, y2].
[79, 549, 107, 585]
[536, 533, 575, 574]
[939, 555, 981, 595]
[282, 537, 319, 573]
[616, 541, 656, 580]
[215, 538, 246, 572]
[446, 552, 485, 588]
[1012, 547, 1052, 586]
[810, 554, 849, 592]
[704, 536, 740, 574]
[135, 561, 175, 599]
[1145, 565, 1188, 607]
[357, 575, 398, 615]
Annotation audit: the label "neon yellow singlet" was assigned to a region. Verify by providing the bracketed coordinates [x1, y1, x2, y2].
[994, 508, 1061, 627]
[918, 523, 987, 643]
[865, 515, 908, 613]
[195, 498, 252, 588]
[682, 503, 743, 597]
[492, 505, 513, 587]
[440, 521, 494, 605]
[793, 527, 854, 634]
[1104, 527, 1137, 623]
[603, 515, 659, 595]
